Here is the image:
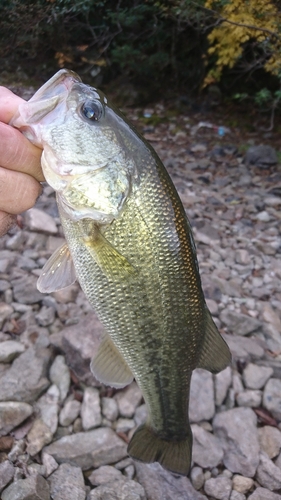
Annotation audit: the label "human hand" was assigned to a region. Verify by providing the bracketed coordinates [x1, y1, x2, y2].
[0, 87, 44, 236]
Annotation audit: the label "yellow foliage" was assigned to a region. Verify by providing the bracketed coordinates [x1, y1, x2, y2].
[204, 0, 281, 85]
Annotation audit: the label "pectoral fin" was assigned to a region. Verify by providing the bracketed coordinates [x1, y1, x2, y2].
[91, 334, 134, 388]
[37, 242, 76, 293]
[83, 227, 136, 282]
[197, 309, 231, 373]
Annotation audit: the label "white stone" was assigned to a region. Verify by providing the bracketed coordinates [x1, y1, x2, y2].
[59, 399, 81, 427]
[25, 207, 57, 234]
[81, 387, 102, 430]
[243, 363, 273, 390]
[0, 341, 25, 363]
[232, 474, 254, 494]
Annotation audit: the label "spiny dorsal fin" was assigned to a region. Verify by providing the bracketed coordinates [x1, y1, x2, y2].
[196, 308, 231, 373]
[91, 334, 134, 388]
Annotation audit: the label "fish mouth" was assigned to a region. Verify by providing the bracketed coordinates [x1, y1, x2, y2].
[10, 69, 82, 129]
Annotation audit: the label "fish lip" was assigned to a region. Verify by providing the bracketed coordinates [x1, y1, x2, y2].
[29, 69, 81, 102]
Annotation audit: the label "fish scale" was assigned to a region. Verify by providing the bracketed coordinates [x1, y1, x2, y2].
[10, 69, 231, 475]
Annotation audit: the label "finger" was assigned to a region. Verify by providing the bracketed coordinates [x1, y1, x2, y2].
[0, 87, 24, 123]
[0, 122, 44, 182]
[0, 166, 42, 214]
[0, 211, 16, 237]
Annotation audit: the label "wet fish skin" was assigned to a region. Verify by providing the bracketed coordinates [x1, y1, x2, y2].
[10, 69, 231, 475]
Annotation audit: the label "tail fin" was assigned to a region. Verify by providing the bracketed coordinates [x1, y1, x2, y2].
[127, 425, 192, 476]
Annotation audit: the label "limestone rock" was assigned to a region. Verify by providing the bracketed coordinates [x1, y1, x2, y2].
[101, 397, 119, 422]
[50, 355, 70, 402]
[1, 473, 50, 500]
[0, 341, 25, 363]
[236, 390, 262, 407]
[0, 347, 50, 403]
[81, 387, 102, 430]
[189, 369, 215, 422]
[0, 461, 14, 494]
[48, 463, 86, 500]
[0, 402, 33, 436]
[232, 475, 254, 494]
[114, 382, 143, 418]
[248, 487, 281, 499]
[256, 452, 281, 491]
[243, 363, 273, 390]
[192, 424, 224, 468]
[59, 399, 81, 427]
[89, 478, 146, 500]
[204, 476, 232, 500]
[44, 428, 127, 470]
[258, 426, 281, 459]
[213, 408, 259, 477]
[88, 465, 123, 486]
[263, 378, 281, 420]
[26, 418, 53, 456]
[215, 366, 232, 406]
[220, 310, 262, 336]
[190, 466, 204, 491]
[135, 462, 207, 500]
[12, 275, 45, 304]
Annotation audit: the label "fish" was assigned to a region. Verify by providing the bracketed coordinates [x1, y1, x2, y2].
[11, 69, 231, 476]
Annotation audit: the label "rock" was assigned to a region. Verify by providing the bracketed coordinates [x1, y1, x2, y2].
[245, 145, 278, 167]
[24, 207, 57, 234]
[12, 275, 45, 304]
[243, 363, 273, 390]
[230, 492, 246, 500]
[192, 424, 224, 468]
[26, 418, 53, 456]
[134, 404, 148, 427]
[59, 399, 81, 427]
[101, 397, 119, 422]
[59, 312, 103, 383]
[0, 303, 13, 329]
[263, 378, 281, 420]
[232, 475, 254, 494]
[88, 465, 123, 485]
[114, 382, 143, 418]
[258, 426, 281, 459]
[42, 452, 59, 477]
[44, 428, 127, 470]
[48, 463, 86, 500]
[50, 355, 70, 402]
[235, 249, 251, 265]
[189, 369, 215, 422]
[36, 306, 55, 327]
[220, 310, 262, 336]
[236, 390, 262, 407]
[256, 452, 281, 490]
[204, 476, 232, 500]
[135, 462, 207, 500]
[52, 284, 79, 304]
[81, 387, 102, 430]
[89, 478, 146, 500]
[36, 384, 60, 434]
[190, 466, 205, 490]
[0, 347, 50, 403]
[1, 473, 50, 500]
[0, 461, 14, 493]
[0, 402, 33, 436]
[0, 340, 25, 363]
[223, 335, 264, 361]
[215, 366, 232, 406]
[213, 407, 259, 477]
[115, 418, 135, 433]
[248, 487, 281, 499]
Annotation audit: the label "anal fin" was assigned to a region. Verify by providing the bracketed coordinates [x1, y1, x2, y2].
[197, 308, 231, 373]
[90, 334, 134, 388]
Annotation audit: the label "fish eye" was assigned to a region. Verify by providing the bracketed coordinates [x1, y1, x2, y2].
[80, 100, 103, 122]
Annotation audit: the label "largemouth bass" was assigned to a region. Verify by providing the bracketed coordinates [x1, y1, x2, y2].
[11, 69, 231, 476]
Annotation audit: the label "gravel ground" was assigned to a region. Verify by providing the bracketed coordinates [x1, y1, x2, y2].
[0, 94, 281, 499]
